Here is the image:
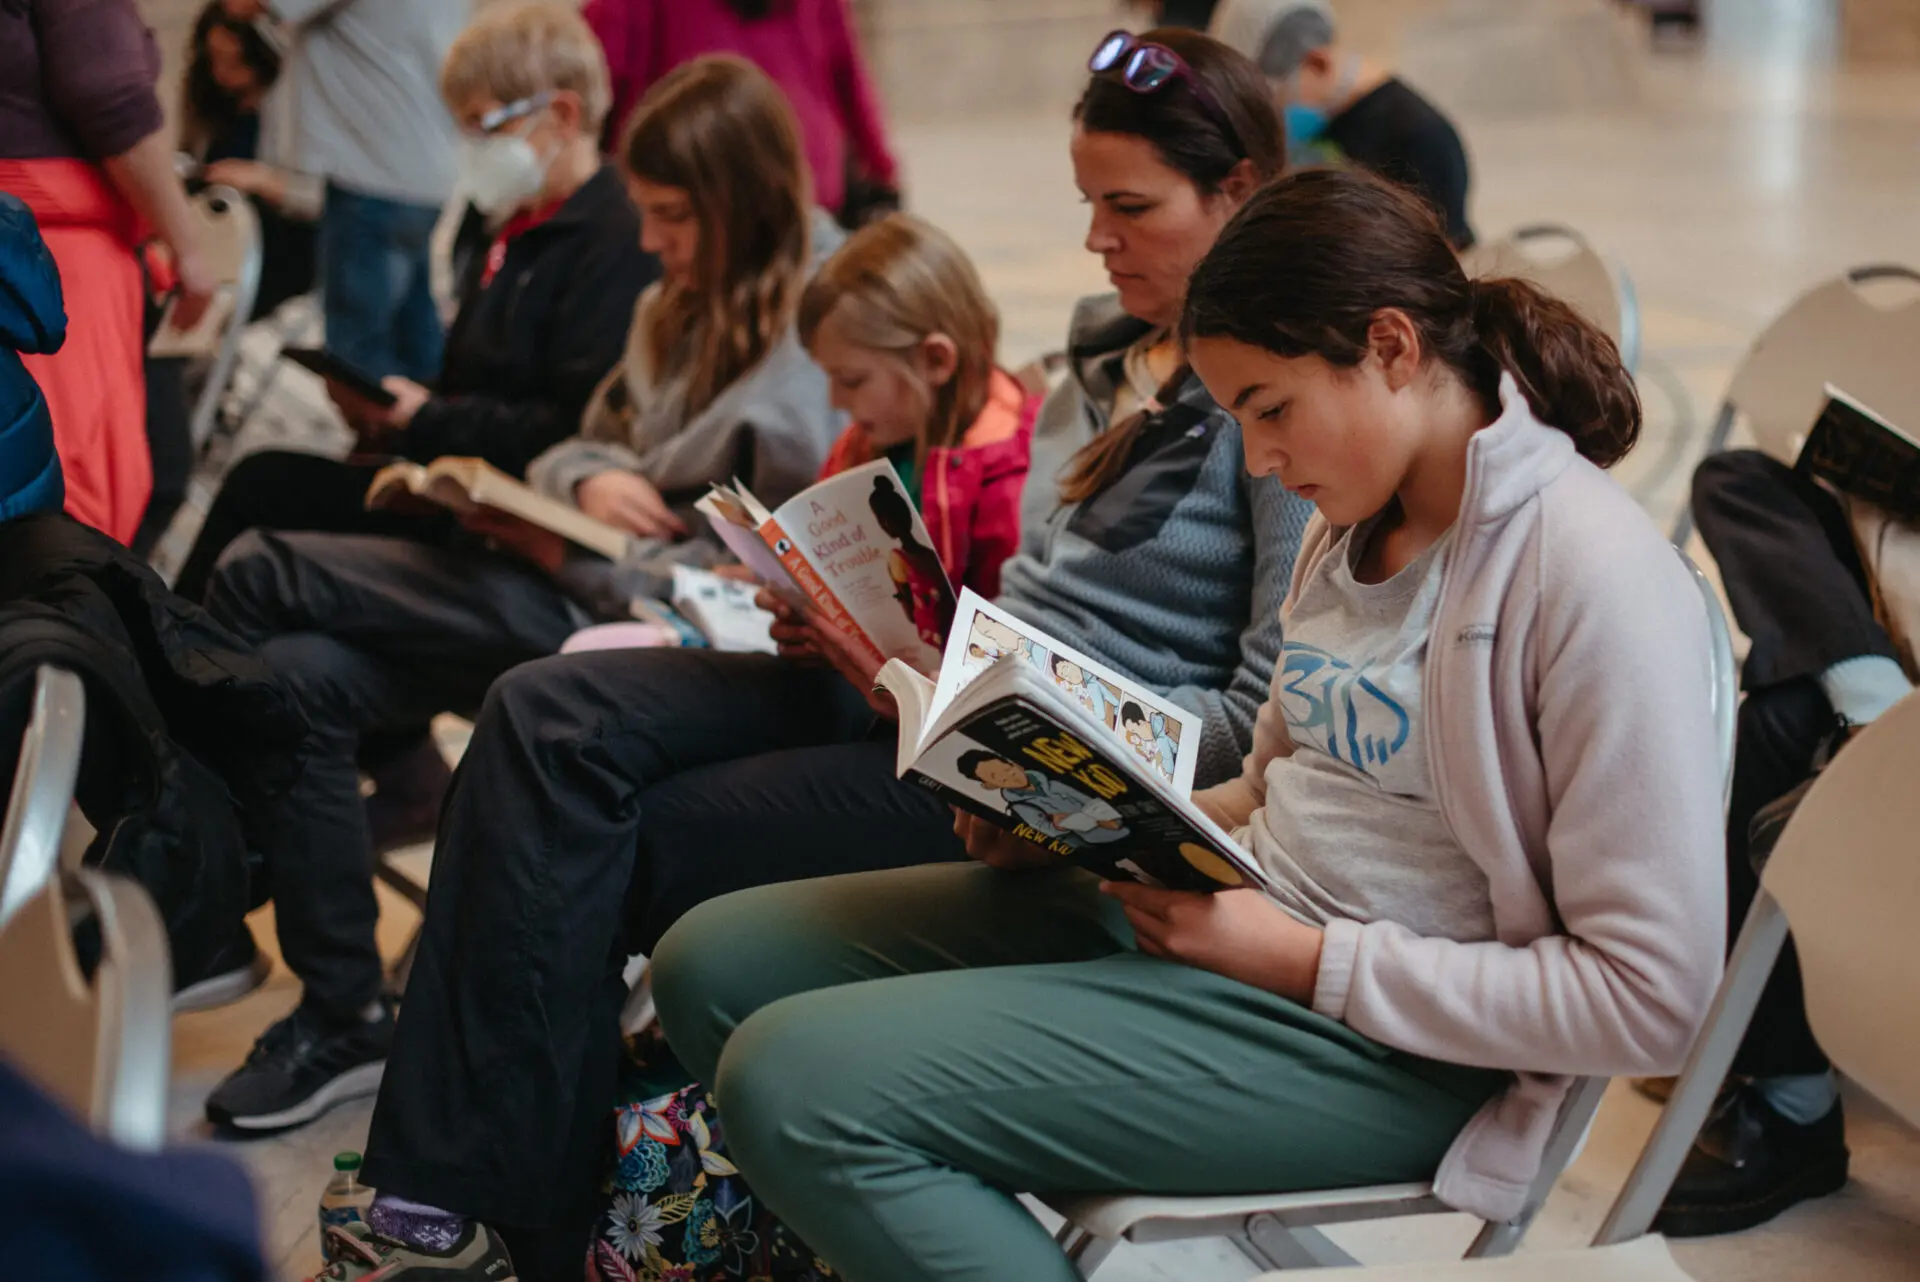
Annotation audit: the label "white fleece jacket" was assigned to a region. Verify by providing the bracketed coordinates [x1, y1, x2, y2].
[1200, 376, 1727, 1220]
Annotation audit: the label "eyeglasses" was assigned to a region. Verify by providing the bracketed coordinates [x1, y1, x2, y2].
[1087, 31, 1238, 148]
[476, 91, 553, 136]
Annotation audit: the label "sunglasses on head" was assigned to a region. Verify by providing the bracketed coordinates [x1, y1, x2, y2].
[1088, 31, 1238, 147]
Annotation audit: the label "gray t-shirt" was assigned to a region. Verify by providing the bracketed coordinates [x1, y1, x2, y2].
[1244, 518, 1495, 943]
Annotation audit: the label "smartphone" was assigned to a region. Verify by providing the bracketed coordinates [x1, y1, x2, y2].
[283, 347, 399, 407]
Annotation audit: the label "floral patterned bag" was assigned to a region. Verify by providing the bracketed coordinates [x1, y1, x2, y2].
[587, 1035, 836, 1282]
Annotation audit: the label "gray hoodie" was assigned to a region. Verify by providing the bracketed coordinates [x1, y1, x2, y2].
[529, 210, 845, 616]
[269, 0, 466, 206]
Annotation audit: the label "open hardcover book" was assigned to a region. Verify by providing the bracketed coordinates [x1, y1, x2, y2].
[698, 458, 955, 673]
[1796, 385, 1920, 523]
[364, 456, 632, 561]
[873, 590, 1274, 893]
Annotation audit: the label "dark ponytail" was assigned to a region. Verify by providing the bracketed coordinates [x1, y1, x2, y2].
[1181, 168, 1641, 468]
[1060, 28, 1285, 505]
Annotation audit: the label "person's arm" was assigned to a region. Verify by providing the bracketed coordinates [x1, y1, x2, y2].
[403, 236, 661, 477]
[224, 0, 351, 28]
[1314, 537, 1727, 1077]
[1164, 467, 1317, 786]
[821, 0, 899, 188]
[38, 0, 216, 326]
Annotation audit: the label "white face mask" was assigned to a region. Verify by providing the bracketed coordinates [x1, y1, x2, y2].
[460, 131, 551, 218]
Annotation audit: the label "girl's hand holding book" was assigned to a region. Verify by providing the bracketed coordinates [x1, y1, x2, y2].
[1100, 881, 1324, 1004]
[577, 471, 688, 540]
[799, 603, 899, 719]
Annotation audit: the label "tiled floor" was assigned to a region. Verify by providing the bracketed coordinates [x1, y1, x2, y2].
[159, 3, 1920, 1279]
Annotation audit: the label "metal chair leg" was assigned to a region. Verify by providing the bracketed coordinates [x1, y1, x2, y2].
[1594, 892, 1791, 1244]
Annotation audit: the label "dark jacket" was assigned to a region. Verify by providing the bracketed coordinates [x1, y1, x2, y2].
[0, 513, 310, 993]
[401, 166, 660, 478]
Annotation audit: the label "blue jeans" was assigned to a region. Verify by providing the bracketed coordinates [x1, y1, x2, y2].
[318, 181, 444, 382]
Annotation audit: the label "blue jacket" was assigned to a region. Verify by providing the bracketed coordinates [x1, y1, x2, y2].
[0, 194, 65, 523]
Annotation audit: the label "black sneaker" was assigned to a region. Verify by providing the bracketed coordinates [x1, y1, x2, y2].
[1653, 1081, 1850, 1237]
[308, 1221, 515, 1281]
[173, 925, 273, 1014]
[205, 998, 393, 1132]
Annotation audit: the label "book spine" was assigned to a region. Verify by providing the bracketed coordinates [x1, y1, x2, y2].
[760, 516, 887, 669]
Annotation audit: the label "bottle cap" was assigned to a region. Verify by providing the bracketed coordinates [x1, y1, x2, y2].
[333, 1152, 363, 1172]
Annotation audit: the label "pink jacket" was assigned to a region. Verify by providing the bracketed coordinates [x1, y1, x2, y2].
[1202, 376, 1726, 1221]
[582, 0, 897, 214]
[818, 368, 1035, 598]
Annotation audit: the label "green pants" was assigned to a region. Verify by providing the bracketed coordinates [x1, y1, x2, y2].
[652, 863, 1505, 1282]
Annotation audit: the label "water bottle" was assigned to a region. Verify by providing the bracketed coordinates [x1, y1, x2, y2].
[318, 1151, 376, 1260]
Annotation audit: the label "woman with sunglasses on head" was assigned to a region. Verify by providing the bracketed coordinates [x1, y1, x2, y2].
[174, 1, 660, 604]
[341, 30, 1304, 1282]
[652, 166, 1725, 1282]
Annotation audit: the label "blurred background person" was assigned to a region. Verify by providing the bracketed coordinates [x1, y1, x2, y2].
[1211, 0, 1475, 248]
[179, 1, 320, 320]
[583, 0, 900, 227]
[0, 0, 215, 547]
[219, 0, 467, 384]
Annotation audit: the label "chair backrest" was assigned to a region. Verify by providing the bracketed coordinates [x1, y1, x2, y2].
[0, 667, 173, 1149]
[1461, 224, 1639, 371]
[0, 666, 85, 932]
[1722, 265, 1920, 464]
[1679, 549, 1739, 806]
[149, 185, 264, 450]
[1761, 689, 1920, 1128]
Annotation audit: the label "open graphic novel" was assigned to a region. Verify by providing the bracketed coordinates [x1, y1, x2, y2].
[874, 590, 1273, 893]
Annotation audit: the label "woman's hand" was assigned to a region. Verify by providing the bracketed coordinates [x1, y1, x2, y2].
[1100, 882, 1324, 1004]
[203, 158, 282, 205]
[576, 471, 688, 540]
[167, 245, 218, 333]
[379, 376, 432, 429]
[461, 508, 566, 575]
[953, 809, 1058, 871]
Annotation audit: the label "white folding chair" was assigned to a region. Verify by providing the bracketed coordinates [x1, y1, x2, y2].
[1462, 224, 1641, 373]
[0, 667, 173, 1151]
[1045, 547, 1739, 1275]
[1669, 263, 1920, 545]
[145, 184, 264, 455]
[1261, 685, 1920, 1281]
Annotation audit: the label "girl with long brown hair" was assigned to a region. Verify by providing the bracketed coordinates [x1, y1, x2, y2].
[652, 168, 1724, 1282]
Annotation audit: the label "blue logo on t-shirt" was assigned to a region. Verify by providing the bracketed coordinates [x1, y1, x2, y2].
[1278, 643, 1411, 774]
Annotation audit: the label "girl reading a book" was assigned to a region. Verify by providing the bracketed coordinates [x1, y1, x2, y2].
[649, 169, 1727, 1282]
[806, 211, 1034, 601]
[355, 32, 1308, 1281]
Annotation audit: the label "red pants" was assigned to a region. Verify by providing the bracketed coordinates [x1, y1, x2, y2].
[1, 158, 150, 545]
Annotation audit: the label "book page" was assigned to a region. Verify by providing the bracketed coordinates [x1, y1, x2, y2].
[450, 459, 631, 561]
[696, 494, 805, 599]
[901, 669, 1268, 894]
[765, 459, 954, 674]
[669, 565, 776, 654]
[932, 589, 1200, 797]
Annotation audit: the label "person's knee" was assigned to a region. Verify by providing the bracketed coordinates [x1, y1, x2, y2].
[1691, 448, 1783, 531]
[651, 893, 788, 1077]
[709, 996, 860, 1178]
[203, 528, 291, 638]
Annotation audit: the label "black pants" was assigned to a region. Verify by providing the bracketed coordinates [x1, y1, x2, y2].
[204, 529, 578, 1020]
[361, 648, 969, 1280]
[133, 356, 193, 558]
[1693, 450, 1898, 1076]
[173, 450, 451, 604]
